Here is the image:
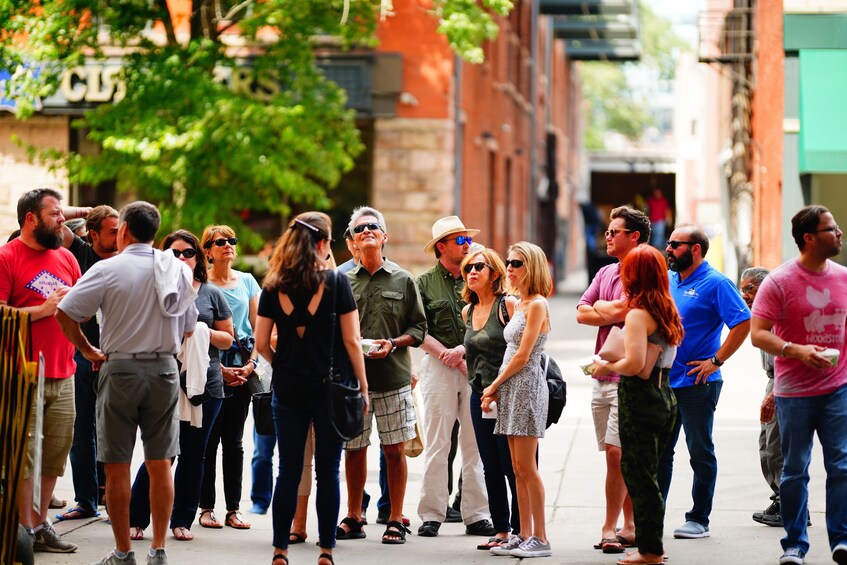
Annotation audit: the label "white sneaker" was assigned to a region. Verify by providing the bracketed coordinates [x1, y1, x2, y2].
[510, 536, 552, 558]
[672, 520, 710, 539]
[490, 534, 524, 556]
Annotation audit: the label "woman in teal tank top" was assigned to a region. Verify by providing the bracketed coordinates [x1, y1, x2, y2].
[460, 247, 519, 550]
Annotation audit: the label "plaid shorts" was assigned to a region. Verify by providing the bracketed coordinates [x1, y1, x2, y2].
[345, 384, 417, 449]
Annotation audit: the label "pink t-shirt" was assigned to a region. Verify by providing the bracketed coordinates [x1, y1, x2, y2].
[578, 262, 624, 382]
[752, 258, 847, 397]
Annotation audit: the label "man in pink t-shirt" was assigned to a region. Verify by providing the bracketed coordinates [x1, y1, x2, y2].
[0, 188, 84, 554]
[577, 205, 651, 552]
[751, 205, 847, 565]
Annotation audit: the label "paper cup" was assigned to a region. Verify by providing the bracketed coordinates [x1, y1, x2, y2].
[821, 348, 840, 367]
[361, 339, 379, 355]
[577, 356, 599, 376]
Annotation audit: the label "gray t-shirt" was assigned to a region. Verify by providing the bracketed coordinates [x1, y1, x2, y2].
[194, 283, 232, 399]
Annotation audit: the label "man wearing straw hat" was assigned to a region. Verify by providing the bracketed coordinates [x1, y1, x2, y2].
[415, 216, 493, 539]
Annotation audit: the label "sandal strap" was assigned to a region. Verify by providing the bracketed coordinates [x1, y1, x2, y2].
[272, 554, 289, 564]
[318, 553, 334, 565]
[339, 516, 364, 532]
[384, 520, 410, 538]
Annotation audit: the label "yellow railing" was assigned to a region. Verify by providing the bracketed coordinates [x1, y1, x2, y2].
[0, 306, 37, 565]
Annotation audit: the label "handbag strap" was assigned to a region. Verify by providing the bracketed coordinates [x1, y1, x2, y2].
[326, 270, 339, 383]
[498, 294, 510, 327]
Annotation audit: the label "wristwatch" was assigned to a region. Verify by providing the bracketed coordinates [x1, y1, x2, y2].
[710, 355, 724, 366]
[388, 338, 397, 353]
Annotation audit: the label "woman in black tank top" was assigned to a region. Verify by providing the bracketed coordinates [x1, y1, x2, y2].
[460, 248, 519, 550]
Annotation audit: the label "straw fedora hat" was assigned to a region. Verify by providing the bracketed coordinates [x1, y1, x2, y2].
[424, 216, 480, 253]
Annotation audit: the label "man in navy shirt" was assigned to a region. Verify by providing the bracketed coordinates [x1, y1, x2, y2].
[660, 225, 750, 540]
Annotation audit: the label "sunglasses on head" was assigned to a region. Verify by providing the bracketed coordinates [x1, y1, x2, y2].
[353, 222, 382, 234]
[446, 235, 473, 245]
[505, 259, 525, 269]
[463, 262, 491, 274]
[666, 240, 693, 250]
[171, 248, 197, 259]
[206, 237, 238, 248]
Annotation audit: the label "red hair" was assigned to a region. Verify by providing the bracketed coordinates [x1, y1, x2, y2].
[620, 245, 684, 346]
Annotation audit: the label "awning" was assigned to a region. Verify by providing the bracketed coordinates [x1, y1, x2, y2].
[799, 49, 847, 173]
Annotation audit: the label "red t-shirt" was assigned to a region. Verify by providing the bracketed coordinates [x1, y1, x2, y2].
[0, 238, 81, 378]
[647, 195, 669, 222]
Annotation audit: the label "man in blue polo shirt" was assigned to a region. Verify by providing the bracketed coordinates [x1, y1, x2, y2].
[659, 225, 751, 540]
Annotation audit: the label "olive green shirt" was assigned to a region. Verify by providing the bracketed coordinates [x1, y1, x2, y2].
[416, 261, 467, 349]
[347, 259, 428, 392]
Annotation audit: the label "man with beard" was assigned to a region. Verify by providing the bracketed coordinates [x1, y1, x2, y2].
[55, 205, 120, 522]
[751, 206, 847, 565]
[659, 225, 750, 540]
[416, 216, 492, 539]
[0, 188, 85, 553]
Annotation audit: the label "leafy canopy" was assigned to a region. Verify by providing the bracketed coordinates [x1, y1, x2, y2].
[1, 0, 512, 244]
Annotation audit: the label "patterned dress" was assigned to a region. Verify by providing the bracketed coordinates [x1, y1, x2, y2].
[494, 299, 549, 437]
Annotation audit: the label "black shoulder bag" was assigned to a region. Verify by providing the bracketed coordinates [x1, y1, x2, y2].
[325, 271, 365, 442]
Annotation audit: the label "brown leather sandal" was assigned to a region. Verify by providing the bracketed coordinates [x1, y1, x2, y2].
[225, 510, 251, 529]
[198, 509, 223, 529]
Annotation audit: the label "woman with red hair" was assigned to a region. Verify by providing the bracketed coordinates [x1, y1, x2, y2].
[593, 245, 683, 565]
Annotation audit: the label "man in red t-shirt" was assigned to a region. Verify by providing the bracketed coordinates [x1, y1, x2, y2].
[0, 188, 84, 553]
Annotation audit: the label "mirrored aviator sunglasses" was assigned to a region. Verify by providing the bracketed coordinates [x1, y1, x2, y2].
[171, 248, 197, 259]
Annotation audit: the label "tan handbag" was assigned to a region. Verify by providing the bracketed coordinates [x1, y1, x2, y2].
[405, 388, 425, 457]
[597, 326, 662, 379]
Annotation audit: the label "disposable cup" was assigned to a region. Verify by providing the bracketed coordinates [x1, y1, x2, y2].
[577, 356, 599, 376]
[361, 339, 380, 355]
[821, 348, 840, 367]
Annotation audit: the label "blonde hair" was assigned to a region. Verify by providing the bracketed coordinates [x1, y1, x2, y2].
[201, 224, 237, 263]
[460, 248, 507, 304]
[507, 241, 552, 298]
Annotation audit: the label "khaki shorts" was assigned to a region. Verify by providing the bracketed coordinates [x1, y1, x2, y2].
[25, 377, 75, 479]
[345, 385, 417, 450]
[591, 379, 621, 450]
[96, 357, 180, 464]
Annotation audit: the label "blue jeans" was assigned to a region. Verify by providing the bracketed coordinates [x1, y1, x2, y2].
[130, 397, 223, 529]
[658, 381, 722, 526]
[251, 426, 276, 511]
[362, 448, 390, 515]
[68, 352, 102, 512]
[777, 383, 847, 553]
[469, 391, 519, 533]
[272, 392, 342, 549]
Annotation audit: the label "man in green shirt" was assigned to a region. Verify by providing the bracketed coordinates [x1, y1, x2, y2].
[340, 206, 427, 545]
[415, 216, 493, 539]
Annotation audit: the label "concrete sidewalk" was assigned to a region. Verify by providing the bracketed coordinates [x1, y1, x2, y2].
[43, 292, 835, 565]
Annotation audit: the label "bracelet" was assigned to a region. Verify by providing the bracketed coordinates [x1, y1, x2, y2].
[249, 358, 258, 369]
[780, 342, 792, 357]
[388, 338, 397, 353]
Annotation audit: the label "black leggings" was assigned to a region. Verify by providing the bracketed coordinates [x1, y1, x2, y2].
[199, 386, 252, 511]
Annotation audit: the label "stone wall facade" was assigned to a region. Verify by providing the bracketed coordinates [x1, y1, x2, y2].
[371, 117, 455, 275]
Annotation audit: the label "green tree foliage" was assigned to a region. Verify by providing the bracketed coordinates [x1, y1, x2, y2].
[580, 2, 690, 150]
[0, 0, 511, 243]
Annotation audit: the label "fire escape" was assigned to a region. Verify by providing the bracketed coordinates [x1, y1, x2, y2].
[699, 0, 755, 272]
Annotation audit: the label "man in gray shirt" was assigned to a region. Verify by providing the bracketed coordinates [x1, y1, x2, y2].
[56, 201, 198, 565]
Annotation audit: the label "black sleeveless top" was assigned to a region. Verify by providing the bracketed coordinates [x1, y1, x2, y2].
[464, 295, 509, 394]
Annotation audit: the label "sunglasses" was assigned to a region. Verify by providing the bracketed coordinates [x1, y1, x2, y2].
[446, 235, 473, 245]
[605, 228, 633, 238]
[505, 259, 525, 269]
[353, 222, 382, 234]
[206, 237, 238, 248]
[667, 240, 693, 250]
[463, 262, 491, 274]
[171, 248, 197, 259]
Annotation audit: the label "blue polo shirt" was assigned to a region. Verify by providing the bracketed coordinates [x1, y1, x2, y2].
[669, 261, 750, 388]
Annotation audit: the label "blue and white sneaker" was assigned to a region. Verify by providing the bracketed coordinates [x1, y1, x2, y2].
[673, 520, 710, 539]
[778, 547, 805, 565]
[490, 534, 524, 556]
[510, 536, 552, 558]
